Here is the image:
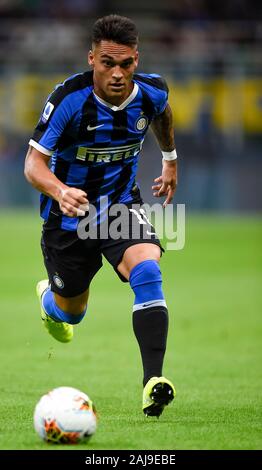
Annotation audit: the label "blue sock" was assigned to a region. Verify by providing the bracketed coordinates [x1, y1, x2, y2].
[129, 260, 167, 311]
[42, 288, 86, 325]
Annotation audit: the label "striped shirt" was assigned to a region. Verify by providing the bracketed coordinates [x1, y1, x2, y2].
[30, 71, 168, 230]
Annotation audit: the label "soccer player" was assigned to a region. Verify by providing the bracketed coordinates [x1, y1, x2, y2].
[24, 15, 177, 417]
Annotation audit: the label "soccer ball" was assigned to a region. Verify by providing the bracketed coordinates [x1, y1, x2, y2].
[33, 386, 97, 444]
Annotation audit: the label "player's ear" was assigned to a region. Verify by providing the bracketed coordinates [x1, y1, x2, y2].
[88, 50, 94, 67]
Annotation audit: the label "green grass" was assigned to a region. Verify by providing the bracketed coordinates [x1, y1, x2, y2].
[0, 211, 261, 450]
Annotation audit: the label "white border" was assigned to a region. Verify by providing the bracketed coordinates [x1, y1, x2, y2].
[29, 139, 53, 156]
[93, 83, 138, 111]
[133, 299, 167, 312]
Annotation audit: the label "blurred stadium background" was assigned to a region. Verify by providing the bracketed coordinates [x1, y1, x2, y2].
[0, 0, 261, 211]
[0, 0, 261, 451]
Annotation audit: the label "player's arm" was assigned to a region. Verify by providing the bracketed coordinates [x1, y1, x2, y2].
[24, 146, 88, 217]
[150, 103, 177, 207]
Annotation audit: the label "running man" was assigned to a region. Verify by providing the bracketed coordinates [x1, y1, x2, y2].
[24, 15, 177, 417]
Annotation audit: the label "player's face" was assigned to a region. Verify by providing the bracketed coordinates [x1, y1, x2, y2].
[88, 41, 139, 105]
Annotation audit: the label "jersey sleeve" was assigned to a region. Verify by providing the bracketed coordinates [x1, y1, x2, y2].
[151, 75, 169, 115]
[134, 73, 169, 117]
[29, 85, 74, 156]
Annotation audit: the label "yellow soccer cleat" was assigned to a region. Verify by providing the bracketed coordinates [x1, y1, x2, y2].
[36, 280, 73, 343]
[143, 376, 176, 417]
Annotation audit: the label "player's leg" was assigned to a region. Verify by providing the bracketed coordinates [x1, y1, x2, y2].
[37, 237, 102, 343]
[102, 204, 176, 416]
[54, 291, 88, 315]
[118, 243, 176, 416]
[118, 243, 167, 378]
[36, 282, 88, 343]
[117, 243, 167, 379]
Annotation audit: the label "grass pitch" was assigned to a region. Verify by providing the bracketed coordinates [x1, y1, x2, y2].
[0, 211, 261, 450]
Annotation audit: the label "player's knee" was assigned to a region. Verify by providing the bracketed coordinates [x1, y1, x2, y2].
[130, 259, 162, 287]
[129, 260, 165, 309]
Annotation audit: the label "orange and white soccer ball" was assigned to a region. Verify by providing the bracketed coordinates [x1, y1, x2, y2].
[34, 386, 97, 444]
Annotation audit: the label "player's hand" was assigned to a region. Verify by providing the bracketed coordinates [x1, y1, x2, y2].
[58, 187, 89, 217]
[152, 160, 177, 207]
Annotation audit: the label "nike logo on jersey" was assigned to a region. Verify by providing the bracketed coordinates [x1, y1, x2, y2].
[142, 301, 158, 308]
[87, 124, 104, 131]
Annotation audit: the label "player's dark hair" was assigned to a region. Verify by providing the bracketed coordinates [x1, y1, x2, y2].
[92, 15, 138, 47]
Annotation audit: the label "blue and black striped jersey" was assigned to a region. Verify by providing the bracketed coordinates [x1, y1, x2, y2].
[29, 71, 168, 231]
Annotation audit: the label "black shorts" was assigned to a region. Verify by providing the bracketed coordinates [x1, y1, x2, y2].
[41, 203, 164, 297]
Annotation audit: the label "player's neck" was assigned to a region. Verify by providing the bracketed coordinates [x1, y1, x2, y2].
[93, 82, 134, 107]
